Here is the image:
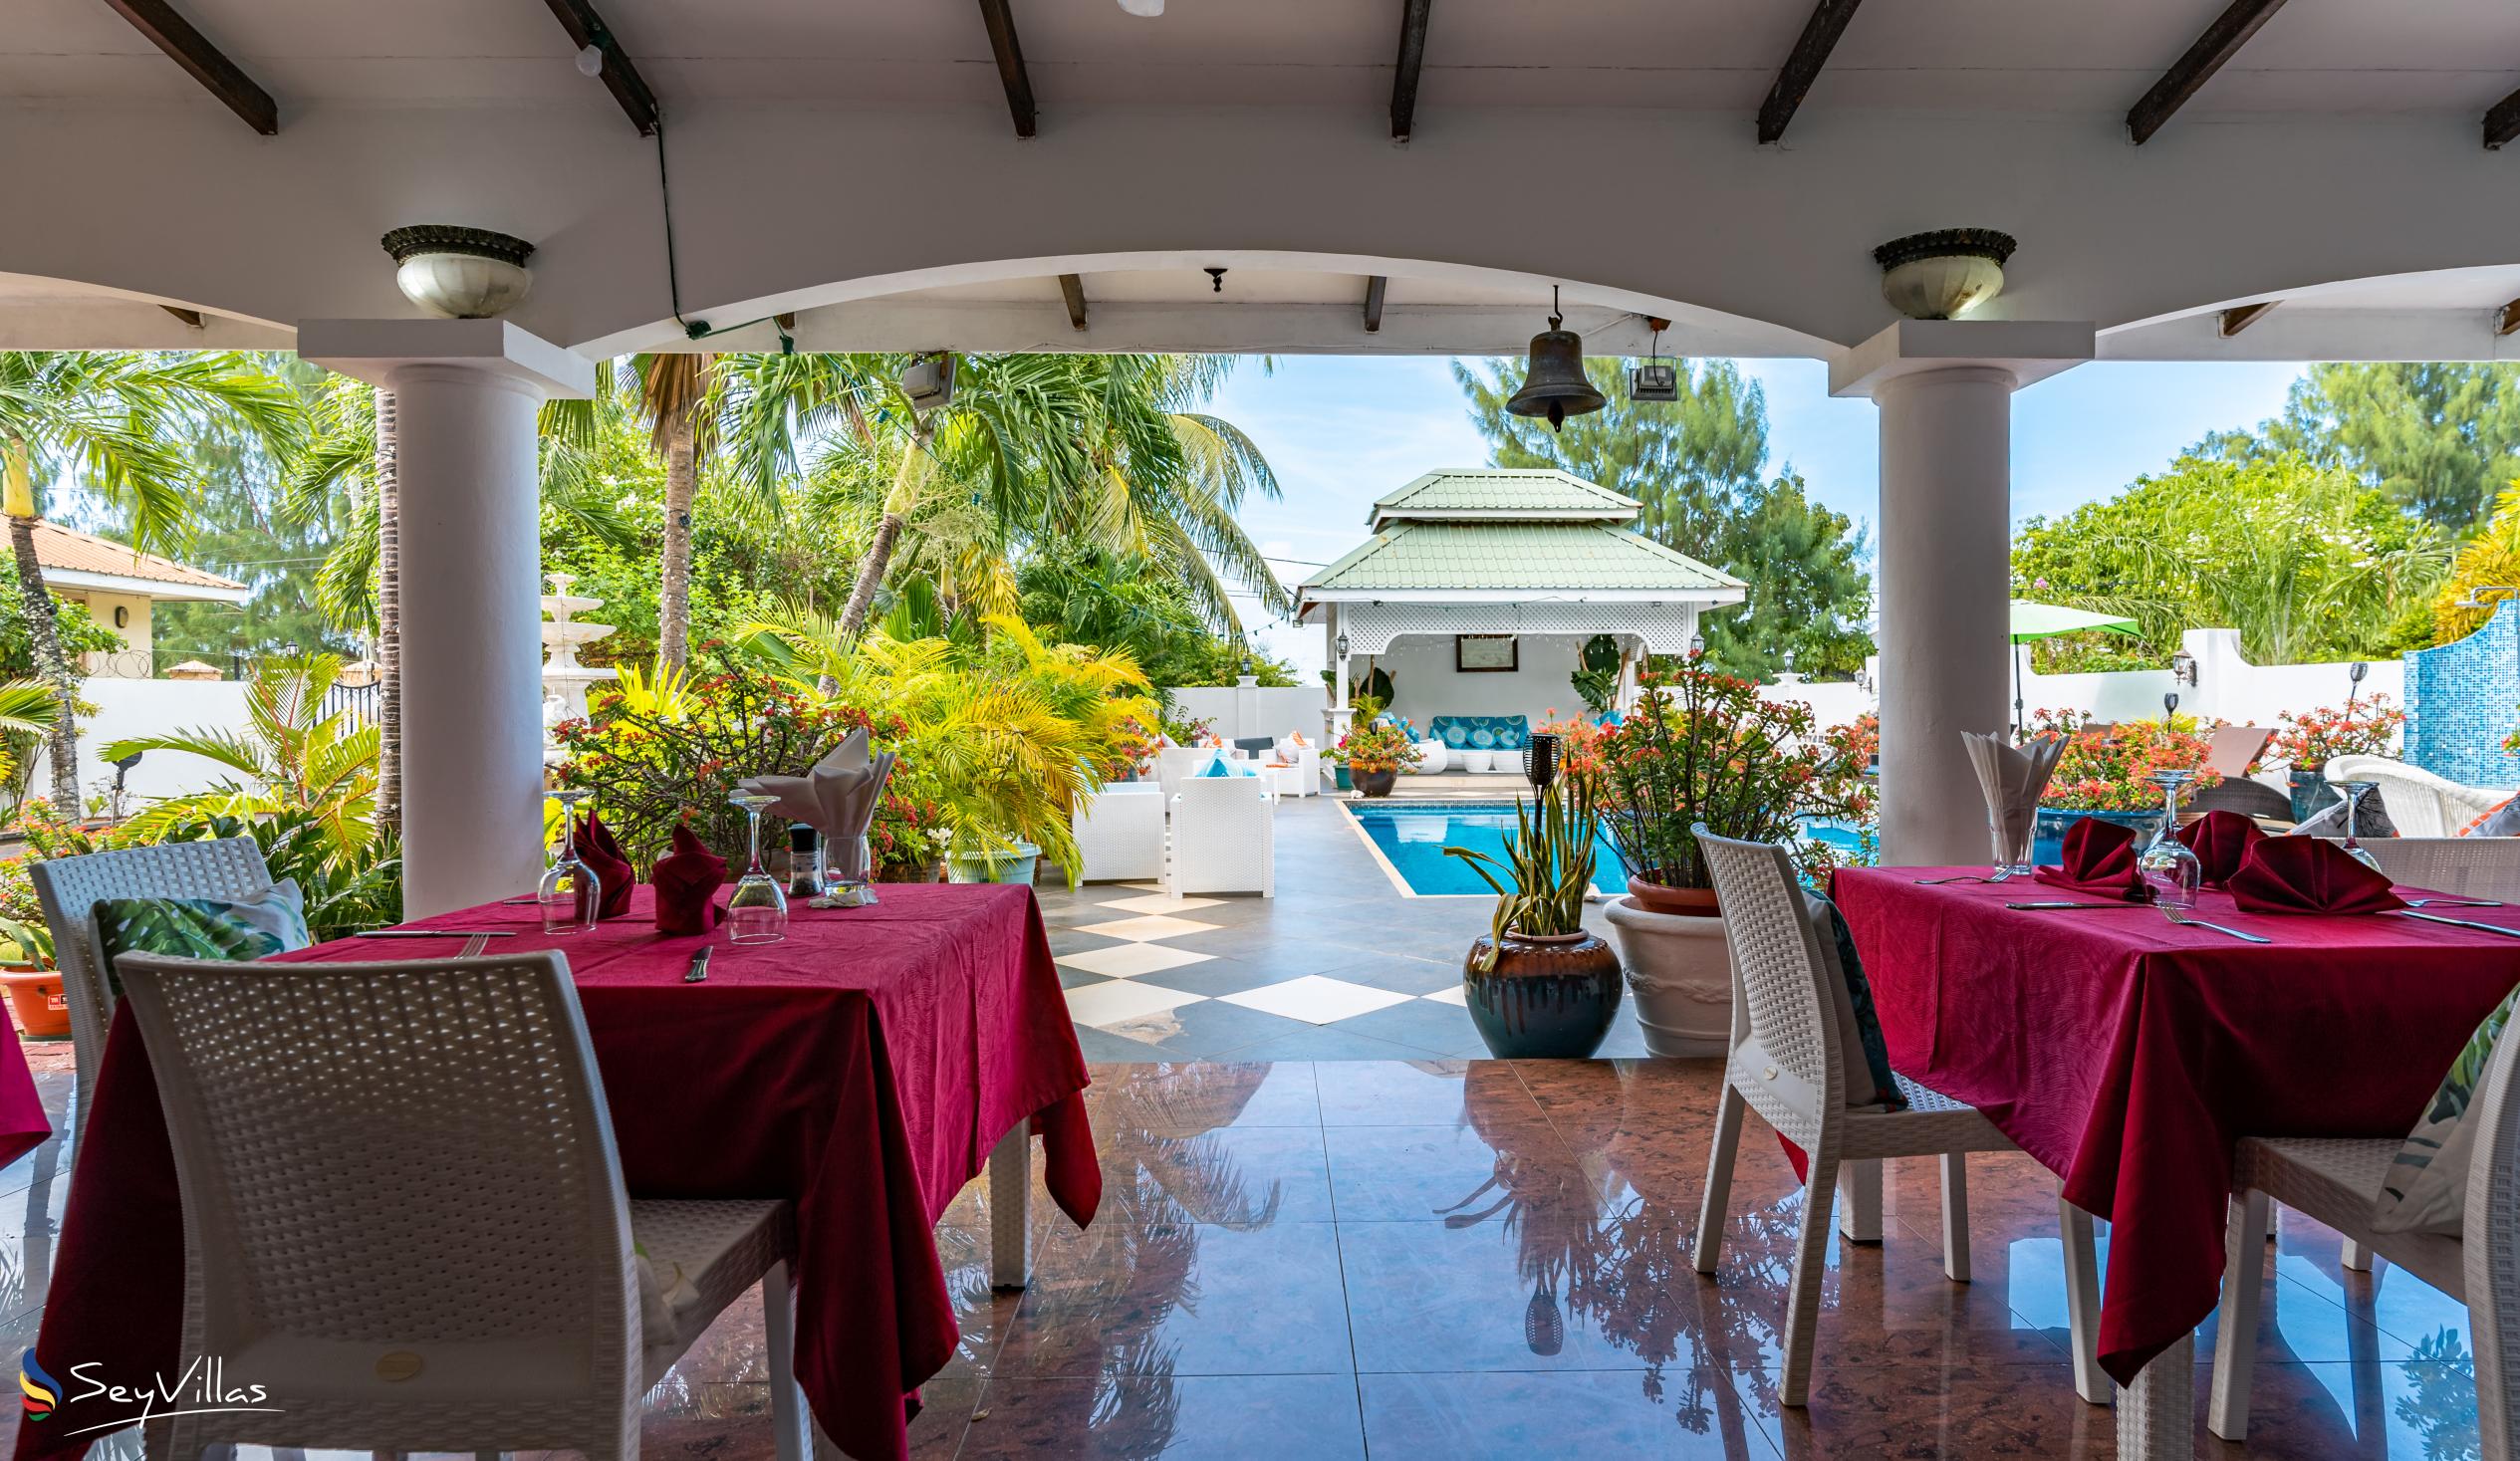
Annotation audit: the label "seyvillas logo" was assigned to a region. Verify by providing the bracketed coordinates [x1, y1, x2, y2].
[18, 1353, 279, 1436]
[19, 1351, 57, 1420]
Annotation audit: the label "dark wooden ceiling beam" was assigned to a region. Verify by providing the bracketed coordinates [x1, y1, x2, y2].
[158, 305, 205, 329]
[99, 0, 276, 134]
[2495, 299, 2520, 336]
[541, 0, 659, 135]
[2218, 301, 2278, 337]
[1058, 274, 1088, 332]
[2487, 88, 2520, 149]
[1363, 275, 1388, 334]
[1757, 0, 1866, 145]
[2127, 0, 2288, 145]
[1390, 0, 1432, 143]
[977, 0, 1037, 138]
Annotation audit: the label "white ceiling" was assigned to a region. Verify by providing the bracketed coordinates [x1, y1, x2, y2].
[8, 0, 2518, 118]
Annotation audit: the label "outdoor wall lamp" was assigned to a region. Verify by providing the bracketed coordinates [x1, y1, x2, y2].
[2169, 649, 2196, 687]
[1781, 649, 1797, 675]
[1688, 632, 1705, 657]
[1335, 633, 1350, 659]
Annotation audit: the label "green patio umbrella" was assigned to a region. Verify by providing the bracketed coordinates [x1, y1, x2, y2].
[2008, 600, 2141, 734]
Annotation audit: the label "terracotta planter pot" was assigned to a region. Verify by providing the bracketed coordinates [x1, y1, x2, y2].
[1353, 766, 1398, 799]
[1624, 870, 1719, 916]
[1461, 928, 1624, 1059]
[0, 967, 70, 1041]
[1605, 897, 1731, 1057]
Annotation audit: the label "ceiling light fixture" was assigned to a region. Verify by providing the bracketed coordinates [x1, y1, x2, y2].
[575, 41, 606, 77]
[1118, 0, 1165, 14]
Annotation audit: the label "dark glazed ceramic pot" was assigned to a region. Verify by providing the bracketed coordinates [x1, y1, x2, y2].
[1354, 766, 1398, 798]
[1462, 928, 1625, 1059]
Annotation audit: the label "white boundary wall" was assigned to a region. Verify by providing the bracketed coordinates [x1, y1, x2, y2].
[1165, 679, 1329, 745]
[1765, 627, 2405, 749]
[72, 677, 254, 806]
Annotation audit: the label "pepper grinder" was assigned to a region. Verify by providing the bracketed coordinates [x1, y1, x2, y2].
[787, 823, 821, 900]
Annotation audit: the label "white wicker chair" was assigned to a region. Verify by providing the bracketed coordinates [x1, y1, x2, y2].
[1070, 783, 1166, 882]
[2350, 836, 2520, 901]
[112, 950, 808, 1461]
[1168, 776, 1276, 897]
[29, 836, 273, 1147]
[1154, 747, 1218, 801]
[2327, 755, 2508, 838]
[1691, 830, 2104, 1408]
[2207, 998, 2520, 1451]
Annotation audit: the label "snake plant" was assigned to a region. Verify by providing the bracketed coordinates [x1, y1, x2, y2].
[1443, 778, 1600, 973]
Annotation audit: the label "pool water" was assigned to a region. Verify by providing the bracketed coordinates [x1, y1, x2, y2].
[1352, 803, 1870, 896]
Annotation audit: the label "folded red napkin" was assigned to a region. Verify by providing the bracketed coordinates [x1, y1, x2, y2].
[2033, 817, 2148, 900]
[576, 810, 636, 920]
[2175, 809, 2266, 888]
[2228, 836, 2407, 915]
[651, 821, 727, 936]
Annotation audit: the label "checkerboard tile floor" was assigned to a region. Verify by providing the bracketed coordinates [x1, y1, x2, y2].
[1037, 797, 1648, 1062]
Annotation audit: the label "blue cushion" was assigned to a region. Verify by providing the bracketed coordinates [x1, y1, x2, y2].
[1430, 715, 1531, 751]
[1199, 757, 1236, 777]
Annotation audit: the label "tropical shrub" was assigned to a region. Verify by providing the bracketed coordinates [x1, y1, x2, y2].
[1328, 696, 1422, 775]
[101, 652, 378, 865]
[153, 811, 403, 940]
[1590, 663, 1867, 891]
[2269, 694, 2406, 770]
[2027, 709, 2222, 811]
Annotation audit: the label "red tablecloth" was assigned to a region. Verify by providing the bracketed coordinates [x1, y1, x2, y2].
[0, 1018, 47, 1170]
[1834, 865, 2520, 1386]
[20, 881, 1098, 1461]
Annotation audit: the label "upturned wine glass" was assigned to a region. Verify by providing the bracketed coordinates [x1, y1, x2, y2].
[726, 792, 789, 944]
[539, 789, 598, 935]
[2138, 769, 2203, 912]
[2338, 780, 2384, 870]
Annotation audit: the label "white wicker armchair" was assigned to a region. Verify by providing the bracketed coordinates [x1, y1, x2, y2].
[1691, 830, 2104, 1408]
[1168, 776, 1276, 897]
[29, 836, 273, 1147]
[2208, 995, 2520, 1451]
[2327, 755, 2508, 838]
[2352, 837, 2520, 901]
[1070, 783, 1167, 882]
[113, 950, 808, 1461]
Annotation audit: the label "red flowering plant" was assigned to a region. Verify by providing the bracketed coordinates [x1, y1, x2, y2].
[2027, 708, 2221, 812]
[1328, 695, 1424, 774]
[2270, 694, 2405, 771]
[1535, 709, 1608, 783]
[1589, 662, 1870, 892]
[1100, 714, 1164, 783]
[553, 661, 918, 872]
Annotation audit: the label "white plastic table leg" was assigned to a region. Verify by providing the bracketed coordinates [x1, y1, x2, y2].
[2117, 1330, 2194, 1461]
[1838, 1157, 1884, 1243]
[2059, 1194, 2109, 1405]
[990, 1118, 1032, 1291]
[2341, 1237, 2372, 1272]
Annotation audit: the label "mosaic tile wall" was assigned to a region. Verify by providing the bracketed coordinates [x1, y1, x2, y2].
[2405, 600, 2520, 786]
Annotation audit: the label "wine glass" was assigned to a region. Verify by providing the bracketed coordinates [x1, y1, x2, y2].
[2138, 769, 2203, 912]
[726, 792, 789, 944]
[539, 789, 598, 935]
[2338, 780, 2384, 870]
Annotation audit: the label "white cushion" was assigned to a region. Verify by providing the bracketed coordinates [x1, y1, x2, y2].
[2375, 986, 2520, 1235]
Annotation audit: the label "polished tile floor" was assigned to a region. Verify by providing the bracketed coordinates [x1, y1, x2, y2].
[0, 1058, 2478, 1458]
[1043, 796, 1649, 1063]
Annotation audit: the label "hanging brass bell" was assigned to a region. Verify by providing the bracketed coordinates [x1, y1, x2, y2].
[1505, 307, 1606, 432]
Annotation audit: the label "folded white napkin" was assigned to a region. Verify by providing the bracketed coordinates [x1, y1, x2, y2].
[1961, 731, 2063, 860]
[738, 727, 896, 848]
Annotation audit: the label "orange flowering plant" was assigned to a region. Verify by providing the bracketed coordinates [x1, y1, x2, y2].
[1590, 662, 1870, 891]
[1328, 695, 1424, 774]
[2270, 695, 2405, 770]
[2027, 708, 2220, 813]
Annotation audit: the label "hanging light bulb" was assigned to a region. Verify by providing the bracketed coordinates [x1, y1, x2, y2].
[1118, 0, 1165, 13]
[1505, 287, 1606, 432]
[575, 41, 606, 77]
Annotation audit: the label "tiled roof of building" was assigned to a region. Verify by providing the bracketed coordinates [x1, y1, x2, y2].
[1303, 520, 1743, 596]
[1367, 468, 1639, 525]
[32, 521, 247, 595]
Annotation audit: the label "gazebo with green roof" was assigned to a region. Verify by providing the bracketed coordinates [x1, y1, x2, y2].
[1296, 468, 1744, 740]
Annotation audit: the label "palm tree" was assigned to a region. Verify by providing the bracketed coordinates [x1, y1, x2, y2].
[0, 351, 302, 809]
[713, 352, 1288, 644]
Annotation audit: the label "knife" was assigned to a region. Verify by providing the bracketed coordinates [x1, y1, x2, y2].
[354, 929, 517, 939]
[2394, 910, 2520, 939]
[684, 946, 713, 983]
[2005, 901, 2140, 910]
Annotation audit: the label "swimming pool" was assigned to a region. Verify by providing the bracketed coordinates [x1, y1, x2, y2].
[1348, 801, 1869, 896]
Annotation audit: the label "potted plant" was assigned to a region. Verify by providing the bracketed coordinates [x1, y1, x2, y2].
[2027, 708, 2222, 859]
[1592, 663, 1867, 1057]
[1329, 695, 1422, 798]
[1441, 770, 1623, 1058]
[0, 912, 65, 1042]
[2269, 695, 2405, 825]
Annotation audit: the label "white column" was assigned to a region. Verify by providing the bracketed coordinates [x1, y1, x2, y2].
[1874, 365, 2015, 865]
[300, 321, 597, 916]
[1327, 605, 1353, 741]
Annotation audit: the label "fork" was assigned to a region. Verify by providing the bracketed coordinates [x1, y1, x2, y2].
[2164, 912, 2270, 944]
[1916, 871, 2012, 885]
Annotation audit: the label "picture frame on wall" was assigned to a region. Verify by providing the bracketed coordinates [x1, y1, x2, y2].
[1455, 634, 1518, 673]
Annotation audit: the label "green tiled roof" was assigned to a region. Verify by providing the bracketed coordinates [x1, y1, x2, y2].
[1304, 521, 1744, 596]
[1368, 468, 1639, 525]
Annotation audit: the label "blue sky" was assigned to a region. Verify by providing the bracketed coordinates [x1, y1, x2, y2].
[1207, 355, 2308, 676]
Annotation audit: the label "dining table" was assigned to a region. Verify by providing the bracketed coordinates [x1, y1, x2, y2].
[1832, 864, 2520, 1456]
[18, 880, 1100, 1461]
